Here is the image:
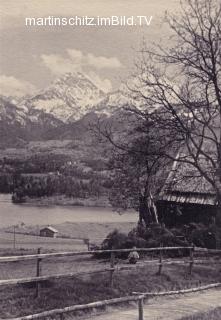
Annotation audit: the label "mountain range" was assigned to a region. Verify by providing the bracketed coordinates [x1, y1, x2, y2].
[0, 72, 132, 146]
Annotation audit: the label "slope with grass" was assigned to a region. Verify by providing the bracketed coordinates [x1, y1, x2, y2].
[0, 260, 220, 318]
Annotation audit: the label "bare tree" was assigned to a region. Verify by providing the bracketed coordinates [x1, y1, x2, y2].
[129, 0, 221, 246]
[94, 109, 170, 226]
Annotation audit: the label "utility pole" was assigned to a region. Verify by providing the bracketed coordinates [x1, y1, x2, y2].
[13, 225, 16, 250]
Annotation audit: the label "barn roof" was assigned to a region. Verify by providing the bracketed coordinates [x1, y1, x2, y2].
[40, 226, 58, 233]
[159, 153, 216, 206]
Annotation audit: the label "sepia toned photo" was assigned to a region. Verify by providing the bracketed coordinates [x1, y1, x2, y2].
[0, 0, 220, 319]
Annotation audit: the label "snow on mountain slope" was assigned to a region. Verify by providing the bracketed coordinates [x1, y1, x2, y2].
[95, 90, 129, 116]
[0, 72, 148, 133]
[20, 72, 106, 123]
[95, 82, 146, 117]
[0, 95, 27, 125]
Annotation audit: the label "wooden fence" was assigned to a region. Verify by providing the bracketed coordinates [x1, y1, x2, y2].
[0, 246, 194, 262]
[0, 246, 221, 319]
[0, 246, 220, 291]
[7, 282, 221, 320]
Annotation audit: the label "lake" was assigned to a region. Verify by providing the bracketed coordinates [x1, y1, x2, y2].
[0, 194, 138, 227]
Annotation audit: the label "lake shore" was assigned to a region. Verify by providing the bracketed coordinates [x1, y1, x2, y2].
[24, 194, 111, 207]
[0, 193, 138, 236]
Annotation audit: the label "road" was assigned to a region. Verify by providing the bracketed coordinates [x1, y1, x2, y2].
[87, 289, 221, 320]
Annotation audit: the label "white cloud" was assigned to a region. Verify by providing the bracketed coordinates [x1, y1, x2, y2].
[41, 49, 122, 91]
[0, 75, 36, 98]
[87, 53, 122, 69]
[41, 54, 80, 75]
[41, 49, 123, 74]
[42, 49, 122, 74]
[67, 49, 122, 69]
[66, 49, 83, 63]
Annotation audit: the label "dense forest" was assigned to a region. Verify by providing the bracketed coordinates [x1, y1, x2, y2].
[0, 153, 112, 202]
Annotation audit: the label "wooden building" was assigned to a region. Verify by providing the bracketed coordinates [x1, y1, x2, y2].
[40, 226, 58, 238]
[157, 157, 217, 227]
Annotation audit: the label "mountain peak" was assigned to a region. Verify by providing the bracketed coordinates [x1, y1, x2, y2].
[53, 72, 86, 84]
[20, 72, 105, 123]
[52, 72, 104, 94]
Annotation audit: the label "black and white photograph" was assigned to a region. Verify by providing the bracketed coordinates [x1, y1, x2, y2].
[0, 0, 220, 319]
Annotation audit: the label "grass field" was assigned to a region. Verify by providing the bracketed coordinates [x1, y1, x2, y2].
[0, 231, 88, 251]
[0, 254, 220, 318]
[0, 221, 136, 251]
[0, 219, 220, 319]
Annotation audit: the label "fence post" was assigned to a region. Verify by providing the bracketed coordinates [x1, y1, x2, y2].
[109, 250, 115, 287]
[157, 245, 163, 275]
[13, 226, 16, 250]
[85, 238, 90, 251]
[59, 313, 64, 320]
[189, 246, 194, 275]
[138, 297, 144, 320]
[35, 247, 41, 298]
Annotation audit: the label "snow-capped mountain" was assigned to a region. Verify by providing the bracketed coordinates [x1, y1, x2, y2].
[0, 95, 27, 125]
[1, 72, 133, 129]
[95, 86, 135, 117]
[1, 71, 147, 132]
[20, 72, 106, 123]
[0, 72, 137, 146]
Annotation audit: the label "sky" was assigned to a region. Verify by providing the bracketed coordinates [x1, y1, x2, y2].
[0, 0, 180, 97]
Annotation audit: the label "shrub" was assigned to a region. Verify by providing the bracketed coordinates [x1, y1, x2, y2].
[94, 229, 147, 259]
[94, 222, 216, 261]
[172, 223, 216, 249]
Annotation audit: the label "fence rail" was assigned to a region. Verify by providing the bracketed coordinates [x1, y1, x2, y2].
[133, 282, 221, 296]
[8, 295, 143, 320]
[0, 246, 194, 263]
[1, 246, 220, 263]
[0, 258, 219, 287]
[0, 246, 220, 298]
[7, 283, 221, 320]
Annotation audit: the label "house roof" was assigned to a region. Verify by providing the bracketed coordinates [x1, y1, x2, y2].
[159, 153, 216, 206]
[40, 226, 58, 233]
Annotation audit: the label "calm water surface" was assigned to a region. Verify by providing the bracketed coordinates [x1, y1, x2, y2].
[0, 194, 138, 227]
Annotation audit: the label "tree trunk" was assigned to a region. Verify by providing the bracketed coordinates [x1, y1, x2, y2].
[139, 196, 150, 227]
[139, 194, 159, 227]
[215, 194, 221, 249]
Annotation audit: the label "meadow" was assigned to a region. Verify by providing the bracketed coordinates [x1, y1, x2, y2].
[0, 247, 220, 318]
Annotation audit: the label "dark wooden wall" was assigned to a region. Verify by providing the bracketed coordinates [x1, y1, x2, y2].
[157, 201, 216, 228]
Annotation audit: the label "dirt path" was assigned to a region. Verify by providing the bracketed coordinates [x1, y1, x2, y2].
[87, 289, 221, 320]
